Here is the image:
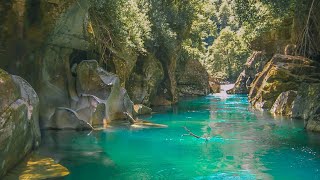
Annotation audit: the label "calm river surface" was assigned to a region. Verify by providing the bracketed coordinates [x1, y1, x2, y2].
[39, 94, 320, 179]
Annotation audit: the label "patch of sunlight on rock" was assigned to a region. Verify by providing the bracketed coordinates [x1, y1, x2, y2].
[4, 154, 69, 180]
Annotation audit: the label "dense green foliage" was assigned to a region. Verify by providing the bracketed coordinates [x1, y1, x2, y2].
[204, 0, 296, 80]
[90, 0, 297, 81]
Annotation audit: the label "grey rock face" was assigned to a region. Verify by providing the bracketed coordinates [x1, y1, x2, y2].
[249, 54, 320, 110]
[48, 108, 93, 130]
[291, 84, 320, 132]
[127, 53, 164, 106]
[176, 59, 210, 96]
[0, 69, 40, 178]
[270, 90, 297, 116]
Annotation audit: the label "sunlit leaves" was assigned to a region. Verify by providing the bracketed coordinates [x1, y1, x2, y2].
[206, 27, 251, 80]
[90, 0, 151, 53]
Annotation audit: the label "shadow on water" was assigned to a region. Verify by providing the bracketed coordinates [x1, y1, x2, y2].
[38, 94, 320, 179]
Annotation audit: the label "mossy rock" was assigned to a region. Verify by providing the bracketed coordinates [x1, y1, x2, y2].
[249, 54, 320, 110]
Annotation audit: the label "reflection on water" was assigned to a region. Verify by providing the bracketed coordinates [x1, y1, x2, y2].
[39, 94, 320, 179]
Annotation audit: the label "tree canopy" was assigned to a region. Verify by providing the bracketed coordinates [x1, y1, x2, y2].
[89, 0, 306, 81]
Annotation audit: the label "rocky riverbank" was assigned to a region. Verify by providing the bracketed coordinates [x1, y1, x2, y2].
[230, 51, 320, 133]
[0, 1, 209, 177]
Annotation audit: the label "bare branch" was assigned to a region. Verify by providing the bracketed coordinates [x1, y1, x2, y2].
[182, 126, 210, 141]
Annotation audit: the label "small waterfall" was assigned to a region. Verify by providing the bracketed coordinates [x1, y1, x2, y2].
[216, 84, 235, 99]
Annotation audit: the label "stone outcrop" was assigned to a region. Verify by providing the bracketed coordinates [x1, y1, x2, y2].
[176, 59, 210, 96]
[249, 54, 320, 110]
[127, 54, 164, 106]
[38, 0, 94, 128]
[0, 0, 210, 120]
[48, 108, 93, 130]
[291, 84, 320, 132]
[134, 104, 152, 115]
[247, 53, 320, 132]
[227, 51, 271, 94]
[209, 81, 220, 93]
[0, 69, 40, 177]
[270, 90, 297, 116]
[41, 60, 135, 129]
[268, 84, 320, 132]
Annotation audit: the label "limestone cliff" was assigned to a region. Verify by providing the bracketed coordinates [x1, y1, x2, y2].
[0, 0, 209, 129]
[248, 54, 320, 110]
[227, 51, 271, 94]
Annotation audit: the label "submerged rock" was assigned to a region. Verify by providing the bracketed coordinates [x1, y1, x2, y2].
[3, 153, 69, 180]
[0, 69, 40, 178]
[306, 120, 320, 132]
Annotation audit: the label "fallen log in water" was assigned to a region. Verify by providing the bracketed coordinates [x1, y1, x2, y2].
[182, 126, 210, 141]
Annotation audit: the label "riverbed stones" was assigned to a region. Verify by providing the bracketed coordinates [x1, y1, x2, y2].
[0, 69, 40, 178]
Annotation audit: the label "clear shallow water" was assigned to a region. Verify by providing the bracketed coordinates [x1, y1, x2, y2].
[39, 94, 320, 180]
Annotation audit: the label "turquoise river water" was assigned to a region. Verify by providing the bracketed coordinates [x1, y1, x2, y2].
[39, 94, 320, 179]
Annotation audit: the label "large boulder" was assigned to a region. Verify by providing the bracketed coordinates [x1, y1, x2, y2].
[76, 60, 113, 100]
[0, 69, 20, 113]
[256, 70, 320, 133]
[73, 95, 106, 127]
[134, 104, 152, 115]
[228, 51, 271, 94]
[292, 84, 320, 120]
[76, 60, 134, 124]
[270, 90, 297, 116]
[48, 108, 93, 130]
[291, 84, 320, 132]
[176, 59, 210, 96]
[0, 69, 40, 177]
[249, 54, 320, 110]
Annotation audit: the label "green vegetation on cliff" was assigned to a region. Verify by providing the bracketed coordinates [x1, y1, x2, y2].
[88, 0, 309, 81]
